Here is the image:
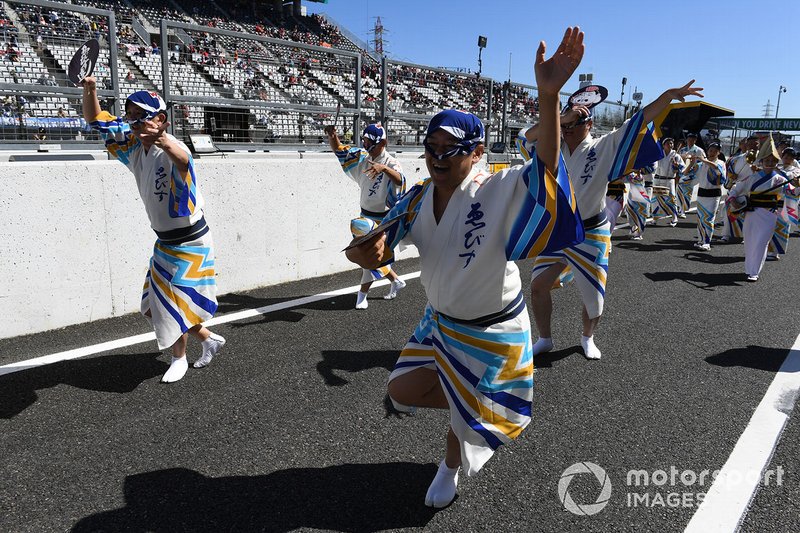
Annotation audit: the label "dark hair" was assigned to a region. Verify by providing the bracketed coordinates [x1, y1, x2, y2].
[783, 147, 796, 157]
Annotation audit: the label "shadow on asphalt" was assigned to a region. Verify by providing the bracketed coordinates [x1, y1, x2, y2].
[71, 463, 441, 532]
[0, 351, 165, 419]
[705, 346, 790, 372]
[534, 346, 583, 368]
[316, 349, 399, 386]
[682, 252, 744, 265]
[643, 271, 747, 290]
[218, 293, 358, 329]
[615, 238, 695, 252]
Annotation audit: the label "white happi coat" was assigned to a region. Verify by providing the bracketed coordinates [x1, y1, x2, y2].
[336, 146, 405, 214]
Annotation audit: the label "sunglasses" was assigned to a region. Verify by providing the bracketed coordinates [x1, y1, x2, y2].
[125, 115, 152, 126]
[562, 117, 591, 130]
[423, 139, 474, 160]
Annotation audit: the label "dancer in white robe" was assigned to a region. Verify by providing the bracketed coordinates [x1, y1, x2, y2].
[728, 137, 798, 281]
[81, 77, 225, 383]
[768, 147, 800, 258]
[345, 27, 585, 509]
[326, 123, 407, 308]
[677, 132, 705, 217]
[519, 82, 702, 360]
[652, 137, 685, 226]
[688, 142, 725, 250]
[624, 167, 652, 240]
[722, 135, 759, 242]
[779, 147, 800, 235]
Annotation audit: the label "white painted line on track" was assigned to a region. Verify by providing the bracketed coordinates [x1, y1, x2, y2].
[685, 332, 800, 533]
[0, 271, 422, 377]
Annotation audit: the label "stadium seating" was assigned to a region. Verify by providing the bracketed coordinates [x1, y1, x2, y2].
[0, 0, 597, 144]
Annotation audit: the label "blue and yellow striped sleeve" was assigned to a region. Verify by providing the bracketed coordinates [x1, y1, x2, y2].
[608, 113, 665, 180]
[506, 153, 584, 260]
[708, 161, 724, 186]
[385, 159, 407, 209]
[334, 144, 368, 179]
[168, 150, 198, 218]
[89, 110, 140, 166]
[516, 126, 534, 162]
[378, 179, 431, 266]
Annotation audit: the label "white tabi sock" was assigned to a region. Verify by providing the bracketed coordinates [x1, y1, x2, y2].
[383, 278, 406, 300]
[532, 337, 553, 356]
[425, 460, 460, 508]
[162, 356, 188, 383]
[581, 335, 602, 360]
[194, 332, 226, 369]
[355, 290, 369, 309]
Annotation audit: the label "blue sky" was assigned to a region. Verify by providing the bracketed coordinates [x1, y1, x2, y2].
[307, 0, 800, 121]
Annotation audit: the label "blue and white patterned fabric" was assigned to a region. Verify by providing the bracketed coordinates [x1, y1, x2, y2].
[423, 109, 485, 159]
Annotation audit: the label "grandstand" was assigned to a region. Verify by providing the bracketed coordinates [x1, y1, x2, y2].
[0, 0, 626, 149]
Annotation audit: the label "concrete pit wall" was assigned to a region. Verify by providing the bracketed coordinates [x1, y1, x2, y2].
[0, 151, 428, 339]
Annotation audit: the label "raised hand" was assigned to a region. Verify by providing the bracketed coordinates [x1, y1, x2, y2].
[561, 104, 590, 125]
[534, 26, 584, 95]
[366, 160, 385, 180]
[79, 75, 97, 91]
[665, 80, 704, 102]
[137, 119, 169, 145]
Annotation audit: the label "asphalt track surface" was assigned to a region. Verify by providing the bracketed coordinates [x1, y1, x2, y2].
[2, 215, 799, 533]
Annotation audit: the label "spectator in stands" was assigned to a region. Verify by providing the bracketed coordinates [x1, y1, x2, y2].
[80, 75, 227, 383]
[151, 42, 160, 55]
[6, 43, 18, 62]
[33, 127, 46, 141]
[125, 70, 136, 83]
[57, 107, 67, 118]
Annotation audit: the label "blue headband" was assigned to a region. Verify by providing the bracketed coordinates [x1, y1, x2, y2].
[424, 109, 485, 159]
[126, 90, 166, 120]
[362, 123, 386, 143]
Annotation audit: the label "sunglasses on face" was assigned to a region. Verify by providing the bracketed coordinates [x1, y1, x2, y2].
[423, 140, 473, 160]
[125, 116, 151, 126]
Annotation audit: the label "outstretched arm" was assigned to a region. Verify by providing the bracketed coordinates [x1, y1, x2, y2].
[80, 75, 101, 122]
[641, 80, 704, 125]
[534, 26, 584, 172]
[324, 125, 342, 152]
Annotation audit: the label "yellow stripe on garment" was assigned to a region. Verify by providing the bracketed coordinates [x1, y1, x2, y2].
[150, 265, 203, 326]
[564, 248, 607, 286]
[155, 243, 215, 279]
[524, 165, 559, 259]
[399, 348, 436, 358]
[181, 166, 195, 214]
[585, 231, 611, 260]
[434, 349, 524, 440]
[438, 322, 531, 382]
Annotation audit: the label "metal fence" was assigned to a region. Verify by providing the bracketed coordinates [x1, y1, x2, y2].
[159, 19, 360, 148]
[0, 0, 629, 150]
